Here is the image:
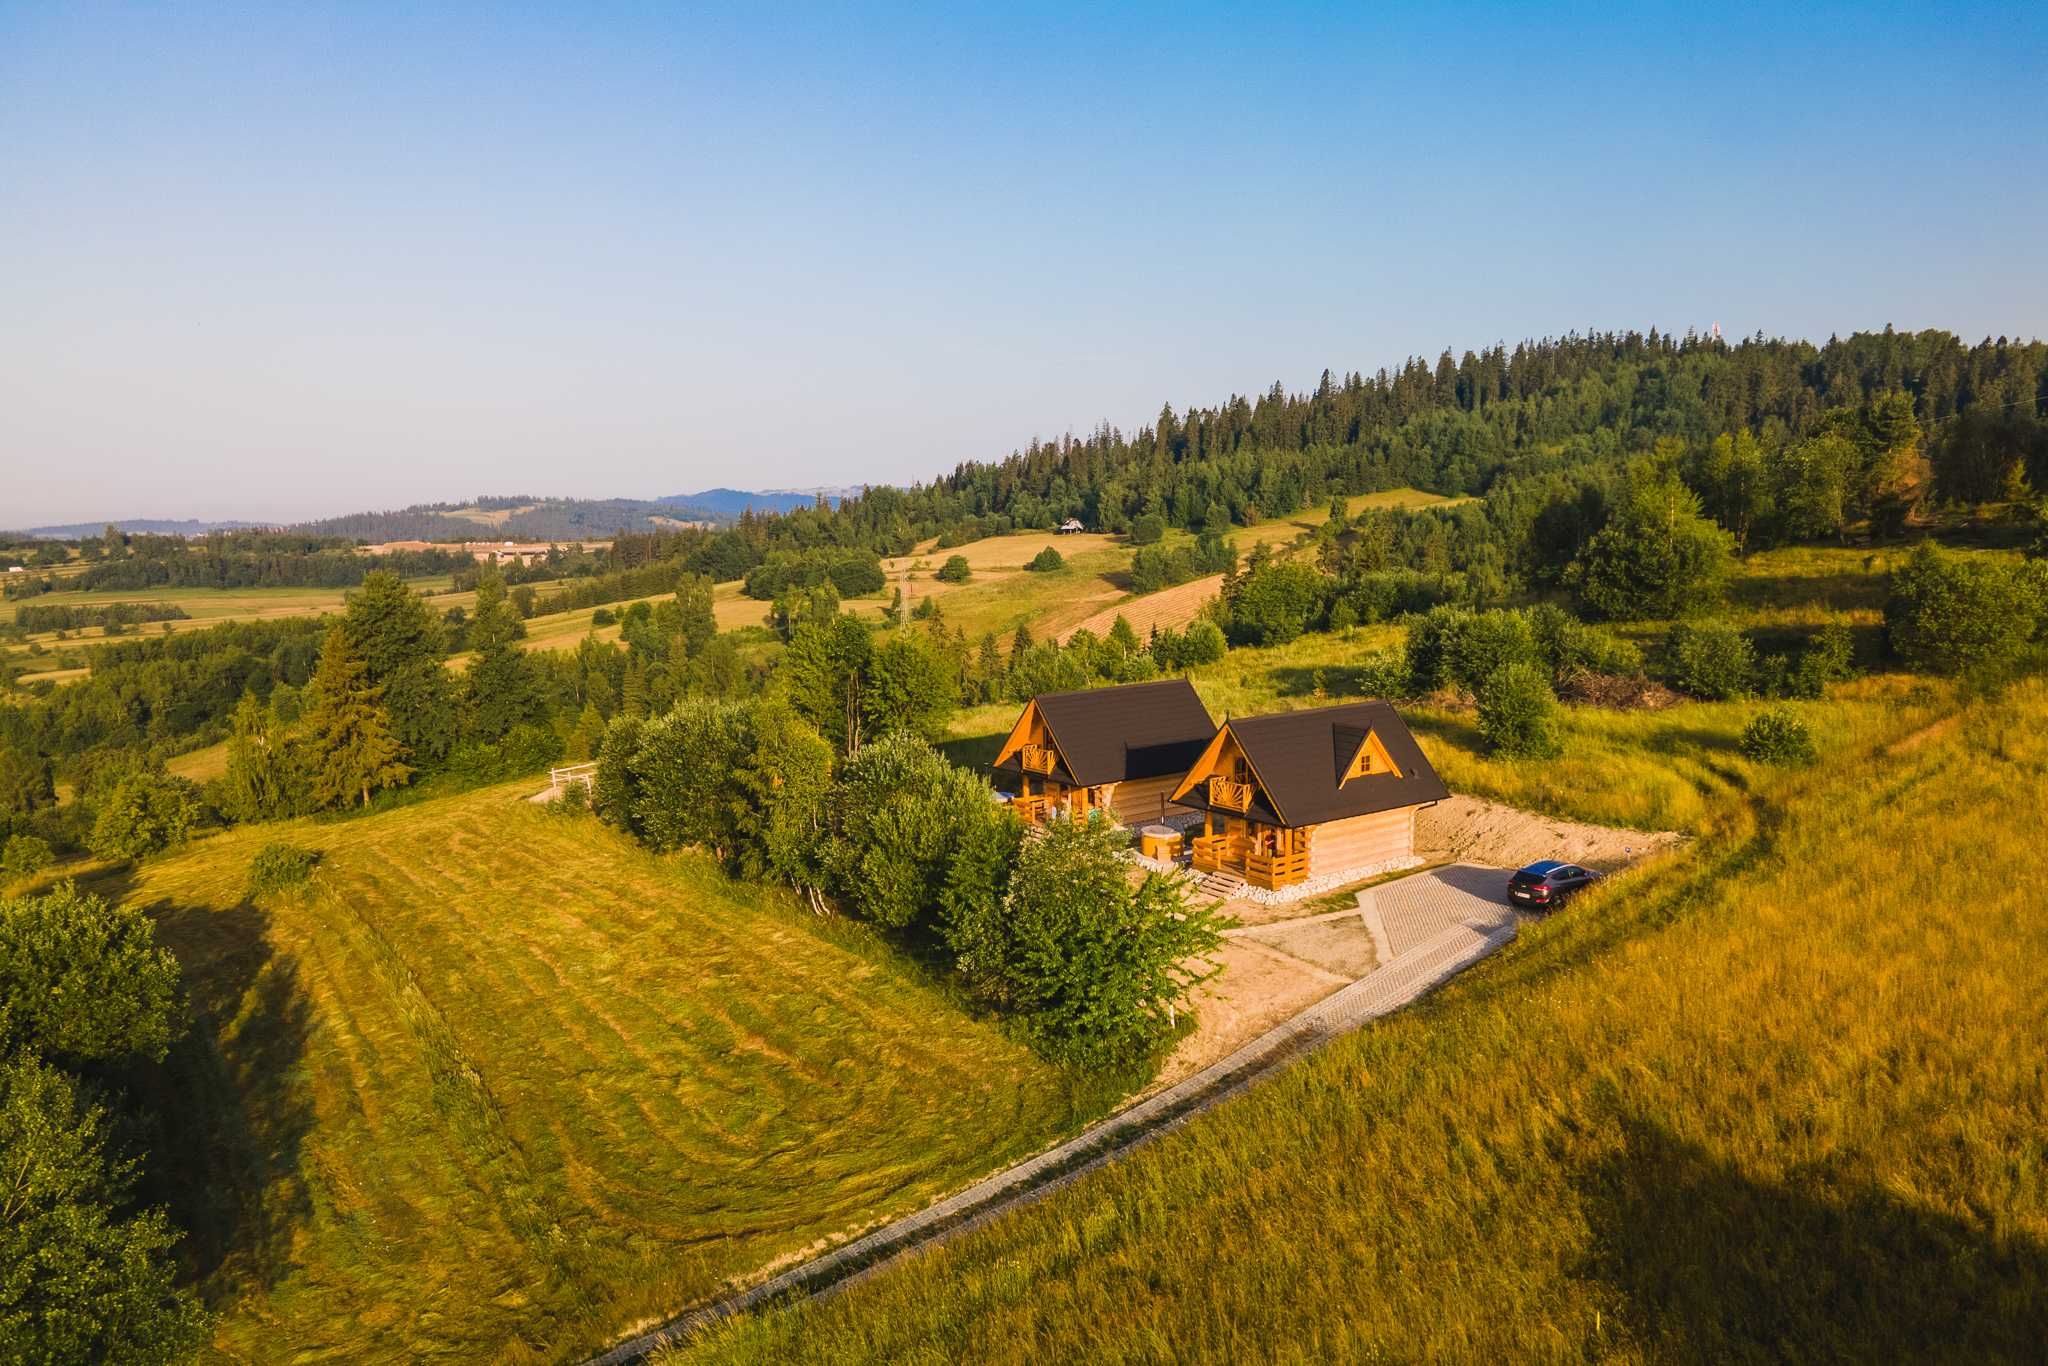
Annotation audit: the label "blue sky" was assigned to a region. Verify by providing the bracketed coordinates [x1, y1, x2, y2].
[3, 2, 2044, 525]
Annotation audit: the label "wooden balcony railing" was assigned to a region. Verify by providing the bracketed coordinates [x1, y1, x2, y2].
[1245, 849, 1309, 888]
[1191, 832, 1244, 872]
[1208, 777, 1254, 812]
[1020, 744, 1057, 774]
[1011, 794, 1051, 823]
[1194, 831, 1307, 889]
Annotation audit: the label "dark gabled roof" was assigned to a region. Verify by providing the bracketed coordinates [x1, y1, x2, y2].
[1189, 701, 1448, 827]
[994, 679, 1216, 788]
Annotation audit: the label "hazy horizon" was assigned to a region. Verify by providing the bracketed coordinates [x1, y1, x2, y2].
[5, 2, 2045, 527]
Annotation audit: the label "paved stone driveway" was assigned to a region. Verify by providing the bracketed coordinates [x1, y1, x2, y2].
[1363, 862, 1517, 958]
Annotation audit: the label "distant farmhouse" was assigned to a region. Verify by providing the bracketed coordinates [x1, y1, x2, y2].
[993, 684, 1446, 895]
[1057, 517, 1085, 533]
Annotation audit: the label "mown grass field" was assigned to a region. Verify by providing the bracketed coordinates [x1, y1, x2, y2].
[88, 786, 1090, 1362]
[0, 578, 457, 685]
[676, 675, 2048, 1364]
[0, 579, 456, 629]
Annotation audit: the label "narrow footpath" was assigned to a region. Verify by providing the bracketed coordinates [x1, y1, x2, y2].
[585, 865, 1518, 1365]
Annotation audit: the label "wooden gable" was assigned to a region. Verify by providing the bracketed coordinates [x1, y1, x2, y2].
[992, 700, 1066, 778]
[1170, 723, 1281, 820]
[1336, 725, 1402, 785]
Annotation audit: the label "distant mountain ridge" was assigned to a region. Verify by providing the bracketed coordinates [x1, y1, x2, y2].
[657, 487, 852, 517]
[19, 518, 271, 540]
[293, 496, 717, 543]
[14, 488, 862, 543]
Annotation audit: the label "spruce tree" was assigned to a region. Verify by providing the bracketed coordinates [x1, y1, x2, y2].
[301, 625, 410, 809]
[344, 570, 457, 767]
[620, 656, 649, 718]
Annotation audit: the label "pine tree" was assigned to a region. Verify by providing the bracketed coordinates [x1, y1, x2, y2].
[975, 632, 1003, 703]
[301, 626, 410, 809]
[345, 570, 456, 766]
[567, 703, 606, 761]
[620, 656, 649, 719]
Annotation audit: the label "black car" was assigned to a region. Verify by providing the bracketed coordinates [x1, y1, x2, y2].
[1508, 860, 1597, 909]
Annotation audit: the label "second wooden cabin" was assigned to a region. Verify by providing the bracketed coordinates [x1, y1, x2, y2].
[990, 678, 1217, 826]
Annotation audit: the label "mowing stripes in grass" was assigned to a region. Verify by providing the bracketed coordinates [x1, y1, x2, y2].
[111, 784, 1085, 1362]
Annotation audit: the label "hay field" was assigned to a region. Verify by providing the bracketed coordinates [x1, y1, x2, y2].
[1231, 487, 1474, 553]
[0, 583, 362, 629]
[0, 578, 455, 684]
[678, 676, 2047, 1365]
[100, 785, 1082, 1362]
[1056, 573, 1224, 644]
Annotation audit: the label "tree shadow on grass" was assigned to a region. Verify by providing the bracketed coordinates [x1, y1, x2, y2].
[1726, 569, 1889, 615]
[1644, 724, 1744, 757]
[938, 729, 1006, 770]
[1574, 1115, 2048, 1362]
[1268, 664, 1392, 701]
[125, 897, 316, 1302]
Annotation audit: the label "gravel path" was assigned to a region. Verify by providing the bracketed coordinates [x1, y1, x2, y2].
[583, 866, 1517, 1365]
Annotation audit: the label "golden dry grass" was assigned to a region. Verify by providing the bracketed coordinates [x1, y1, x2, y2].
[165, 739, 231, 783]
[1055, 573, 1224, 644]
[679, 679, 2048, 1364]
[101, 786, 1083, 1362]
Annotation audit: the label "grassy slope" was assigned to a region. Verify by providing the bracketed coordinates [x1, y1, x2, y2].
[104, 786, 1083, 1362]
[683, 679, 2048, 1364]
[851, 490, 1459, 643]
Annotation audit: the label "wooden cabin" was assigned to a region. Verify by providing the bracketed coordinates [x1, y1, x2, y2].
[992, 679, 1217, 826]
[1169, 701, 1448, 891]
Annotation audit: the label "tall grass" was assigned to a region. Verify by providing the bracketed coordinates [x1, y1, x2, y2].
[106, 785, 1090, 1362]
[681, 680, 2048, 1363]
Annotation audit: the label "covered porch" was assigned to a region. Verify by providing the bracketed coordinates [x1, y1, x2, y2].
[1010, 770, 1115, 825]
[1190, 811, 1310, 890]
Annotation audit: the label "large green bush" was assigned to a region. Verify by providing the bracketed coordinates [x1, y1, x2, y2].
[1740, 707, 1818, 765]
[825, 733, 995, 933]
[85, 770, 200, 862]
[976, 815, 1226, 1067]
[247, 842, 319, 897]
[935, 555, 971, 583]
[1406, 606, 1544, 696]
[1476, 662, 1562, 758]
[1665, 621, 1756, 700]
[1885, 542, 2047, 676]
[0, 882, 180, 1063]
[0, 834, 53, 881]
[1569, 467, 1734, 620]
[1530, 602, 1644, 682]
[1219, 559, 1323, 646]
